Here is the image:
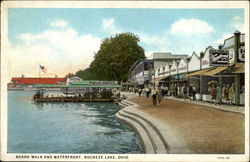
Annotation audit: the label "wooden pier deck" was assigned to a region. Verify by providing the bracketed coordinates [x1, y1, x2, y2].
[34, 96, 115, 102]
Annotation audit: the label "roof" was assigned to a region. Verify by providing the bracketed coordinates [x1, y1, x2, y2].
[129, 59, 153, 72]
[70, 80, 118, 85]
[34, 84, 122, 88]
[11, 77, 67, 85]
[148, 52, 188, 59]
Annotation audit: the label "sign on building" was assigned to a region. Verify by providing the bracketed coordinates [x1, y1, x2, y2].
[238, 46, 245, 62]
[209, 50, 229, 67]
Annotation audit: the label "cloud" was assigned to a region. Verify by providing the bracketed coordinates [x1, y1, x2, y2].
[231, 16, 244, 33]
[8, 20, 101, 79]
[101, 18, 170, 53]
[139, 33, 169, 52]
[213, 33, 233, 45]
[50, 20, 68, 28]
[102, 18, 122, 34]
[170, 18, 214, 35]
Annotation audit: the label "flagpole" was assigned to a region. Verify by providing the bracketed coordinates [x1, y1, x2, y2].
[39, 66, 41, 84]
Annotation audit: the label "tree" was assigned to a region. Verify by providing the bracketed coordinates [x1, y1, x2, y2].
[65, 73, 75, 78]
[75, 68, 98, 80]
[90, 32, 145, 83]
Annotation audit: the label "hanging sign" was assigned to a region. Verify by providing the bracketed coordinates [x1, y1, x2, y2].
[238, 46, 245, 62]
[209, 50, 229, 67]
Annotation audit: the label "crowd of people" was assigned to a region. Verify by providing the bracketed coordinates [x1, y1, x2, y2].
[209, 83, 235, 105]
[128, 82, 237, 106]
[129, 83, 198, 106]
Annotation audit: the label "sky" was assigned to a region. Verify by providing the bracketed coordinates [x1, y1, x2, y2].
[7, 8, 244, 79]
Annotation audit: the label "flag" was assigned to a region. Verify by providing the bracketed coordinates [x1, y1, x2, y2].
[39, 65, 47, 73]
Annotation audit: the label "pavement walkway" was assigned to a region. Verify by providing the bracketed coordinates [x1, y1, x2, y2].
[121, 92, 245, 154]
[122, 92, 245, 115]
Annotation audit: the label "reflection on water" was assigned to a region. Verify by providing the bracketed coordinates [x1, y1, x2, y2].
[8, 91, 142, 153]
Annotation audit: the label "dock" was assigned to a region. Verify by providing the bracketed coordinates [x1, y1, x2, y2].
[34, 96, 114, 102]
[33, 80, 122, 103]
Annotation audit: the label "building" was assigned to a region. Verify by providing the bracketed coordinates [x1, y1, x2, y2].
[67, 76, 83, 84]
[129, 53, 188, 86]
[8, 75, 67, 90]
[152, 31, 245, 105]
[128, 59, 154, 86]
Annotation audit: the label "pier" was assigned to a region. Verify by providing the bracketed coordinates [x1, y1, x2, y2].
[33, 81, 122, 103]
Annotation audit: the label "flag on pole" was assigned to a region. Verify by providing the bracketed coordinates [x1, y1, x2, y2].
[39, 65, 47, 73]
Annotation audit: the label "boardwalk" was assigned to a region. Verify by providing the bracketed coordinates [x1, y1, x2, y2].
[126, 93, 244, 154]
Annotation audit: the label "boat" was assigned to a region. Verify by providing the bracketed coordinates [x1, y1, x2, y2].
[32, 81, 122, 103]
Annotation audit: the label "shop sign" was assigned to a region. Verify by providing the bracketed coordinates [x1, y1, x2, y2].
[227, 49, 235, 63]
[239, 46, 245, 62]
[209, 50, 229, 67]
[179, 66, 186, 71]
[202, 60, 209, 66]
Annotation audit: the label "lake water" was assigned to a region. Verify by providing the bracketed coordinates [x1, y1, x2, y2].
[8, 91, 142, 154]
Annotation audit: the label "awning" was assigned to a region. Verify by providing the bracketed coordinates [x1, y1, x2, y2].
[153, 75, 169, 81]
[203, 67, 228, 76]
[187, 69, 210, 76]
[233, 63, 244, 73]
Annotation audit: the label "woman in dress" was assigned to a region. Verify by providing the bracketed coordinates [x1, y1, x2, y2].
[228, 84, 235, 105]
[210, 85, 216, 104]
[224, 85, 230, 104]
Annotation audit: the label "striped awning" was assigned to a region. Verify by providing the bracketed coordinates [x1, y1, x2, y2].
[202, 67, 228, 76]
[233, 63, 244, 73]
[187, 69, 210, 76]
[153, 75, 170, 81]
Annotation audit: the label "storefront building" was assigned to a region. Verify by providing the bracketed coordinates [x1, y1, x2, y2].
[220, 31, 245, 105]
[177, 57, 188, 85]
[129, 53, 187, 87]
[150, 31, 245, 105]
[187, 52, 201, 97]
[128, 59, 154, 86]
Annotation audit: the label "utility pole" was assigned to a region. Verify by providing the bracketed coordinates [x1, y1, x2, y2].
[234, 30, 241, 106]
[218, 44, 223, 90]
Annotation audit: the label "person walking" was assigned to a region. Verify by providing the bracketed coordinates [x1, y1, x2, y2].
[216, 85, 222, 105]
[210, 85, 216, 104]
[170, 84, 173, 98]
[151, 87, 157, 106]
[157, 87, 162, 105]
[229, 83, 235, 105]
[224, 85, 230, 104]
[138, 88, 142, 97]
[174, 84, 178, 98]
[164, 86, 168, 97]
[183, 84, 188, 100]
[145, 87, 150, 98]
[178, 84, 182, 98]
[192, 85, 197, 100]
[135, 87, 138, 94]
[188, 84, 193, 101]
[161, 85, 165, 97]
